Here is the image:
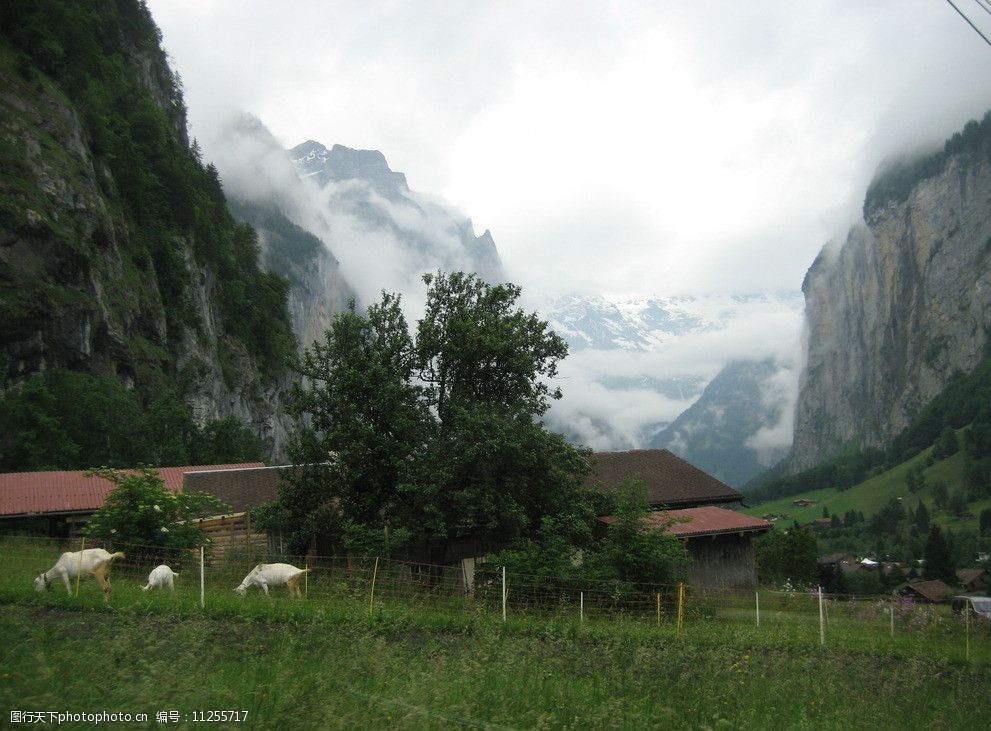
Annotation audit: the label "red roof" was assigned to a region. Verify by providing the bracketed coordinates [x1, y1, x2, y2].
[600, 506, 771, 538]
[0, 464, 264, 517]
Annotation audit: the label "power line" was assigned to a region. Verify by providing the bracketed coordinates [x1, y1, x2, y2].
[974, 0, 991, 18]
[945, 0, 991, 48]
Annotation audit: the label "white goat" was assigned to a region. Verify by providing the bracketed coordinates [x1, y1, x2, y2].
[142, 564, 178, 592]
[234, 563, 310, 598]
[34, 548, 125, 601]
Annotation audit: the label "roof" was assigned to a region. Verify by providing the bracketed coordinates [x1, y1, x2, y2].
[0, 463, 264, 517]
[183, 465, 288, 512]
[898, 580, 954, 603]
[584, 449, 741, 508]
[600, 506, 771, 538]
[957, 568, 989, 584]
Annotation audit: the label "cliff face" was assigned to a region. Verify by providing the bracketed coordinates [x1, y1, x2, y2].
[0, 3, 296, 459]
[792, 130, 991, 469]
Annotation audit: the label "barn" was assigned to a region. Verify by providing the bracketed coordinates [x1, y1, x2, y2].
[588, 449, 771, 589]
[0, 463, 266, 537]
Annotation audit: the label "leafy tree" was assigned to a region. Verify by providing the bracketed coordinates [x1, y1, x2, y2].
[84, 467, 229, 549]
[830, 514, 841, 529]
[922, 525, 956, 584]
[276, 274, 590, 559]
[583, 479, 688, 588]
[755, 525, 819, 587]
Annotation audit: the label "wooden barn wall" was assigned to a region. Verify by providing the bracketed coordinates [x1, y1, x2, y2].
[684, 533, 758, 589]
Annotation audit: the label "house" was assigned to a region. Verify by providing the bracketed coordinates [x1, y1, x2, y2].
[598, 507, 771, 589]
[818, 553, 861, 575]
[588, 450, 770, 589]
[584, 449, 742, 509]
[895, 579, 954, 603]
[956, 568, 991, 594]
[791, 498, 815, 508]
[0, 463, 265, 537]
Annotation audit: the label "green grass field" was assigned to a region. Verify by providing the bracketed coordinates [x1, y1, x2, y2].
[1, 538, 990, 729]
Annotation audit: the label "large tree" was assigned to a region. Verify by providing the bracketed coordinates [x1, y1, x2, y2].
[271, 273, 591, 559]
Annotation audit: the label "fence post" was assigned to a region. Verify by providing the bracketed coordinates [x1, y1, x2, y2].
[756, 591, 760, 628]
[656, 592, 661, 626]
[580, 591, 584, 625]
[369, 557, 379, 615]
[677, 583, 685, 636]
[966, 599, 971, 661]
[818, 586, 825, 646]
[74, 537, 86, 598]
[199, 545, 205, 609]
[501, 566, 507, 623]
[889, 606, 894, 638]
[304, 563, 309, 599]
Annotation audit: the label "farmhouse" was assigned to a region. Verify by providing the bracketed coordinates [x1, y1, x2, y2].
[956, 568, 991, 594]
[584, 449, 742, 509]
[588, 449, 771, 589]
[0, 463, 265, 537]
[895, 579, 954, 604]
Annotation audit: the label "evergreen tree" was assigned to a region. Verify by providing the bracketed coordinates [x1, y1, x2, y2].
[980, 508, 991, 537]
[932, 481, 950, 510]
[933, 425, 960, 460]
[915, 501, 930, 533]
[922, 525, 957, 584]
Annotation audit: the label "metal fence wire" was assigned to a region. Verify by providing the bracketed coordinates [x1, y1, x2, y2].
[2, 534, 988, 654]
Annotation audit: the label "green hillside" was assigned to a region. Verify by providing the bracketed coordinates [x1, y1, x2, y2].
[742, 428, 991, 562]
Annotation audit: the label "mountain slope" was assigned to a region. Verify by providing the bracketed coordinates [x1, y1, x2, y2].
[0, 1, 296, 459]
[648, 359, 791, 486]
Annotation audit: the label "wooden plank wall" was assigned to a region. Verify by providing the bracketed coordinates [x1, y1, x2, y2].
[193, 512, 268, 566]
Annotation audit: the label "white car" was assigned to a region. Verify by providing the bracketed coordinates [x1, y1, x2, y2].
[952, 595, 991, 618]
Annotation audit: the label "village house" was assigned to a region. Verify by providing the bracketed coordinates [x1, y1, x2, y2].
[895, 579, 955, 604]
[587, 449, 771, 589]
[956, 568, 991, 594]
[0, 463, 266, 537]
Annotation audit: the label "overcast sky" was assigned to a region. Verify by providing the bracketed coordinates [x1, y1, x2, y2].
[148, 0, 991, 299]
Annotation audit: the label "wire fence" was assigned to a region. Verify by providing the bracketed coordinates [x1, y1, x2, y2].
[3, 534, 988, 656]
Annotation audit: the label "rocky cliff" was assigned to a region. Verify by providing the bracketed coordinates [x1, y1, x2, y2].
[0, 2, 297, 459]
[792, 114, 991, 469]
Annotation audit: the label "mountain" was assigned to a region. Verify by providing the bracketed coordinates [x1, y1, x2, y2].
[792, 113, 991, 470]
[288, 139, 505, 286]
[648, 359, 791, 487]
[541, 293, 802, 461]
[203, 117, 506, 347]
[0, 1, 297, 459]
[545, 293, 799, 352]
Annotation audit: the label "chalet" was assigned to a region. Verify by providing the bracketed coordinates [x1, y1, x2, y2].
[589, 449, 771, 589]
[791, 498, 815, 508]
[895, 579, 954, 604]
[957, 568, 991, 594]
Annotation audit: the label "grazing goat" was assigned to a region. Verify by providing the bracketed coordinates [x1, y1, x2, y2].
[142, 564, 178, 592]
[234, 563, 310, 598]
[34, 548, 125, 601]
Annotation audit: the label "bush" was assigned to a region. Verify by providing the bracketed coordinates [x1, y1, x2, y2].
[83, 467, 229, 549]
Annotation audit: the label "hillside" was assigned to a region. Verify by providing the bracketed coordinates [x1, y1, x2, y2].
[0, 1, 297, 463]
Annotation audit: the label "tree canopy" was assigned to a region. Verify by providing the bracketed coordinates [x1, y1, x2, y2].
[268, 272, 593, 559]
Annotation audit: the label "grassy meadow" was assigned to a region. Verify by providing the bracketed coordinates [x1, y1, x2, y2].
[1, 537, 990, 729]
[741, 433, 991, 533]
